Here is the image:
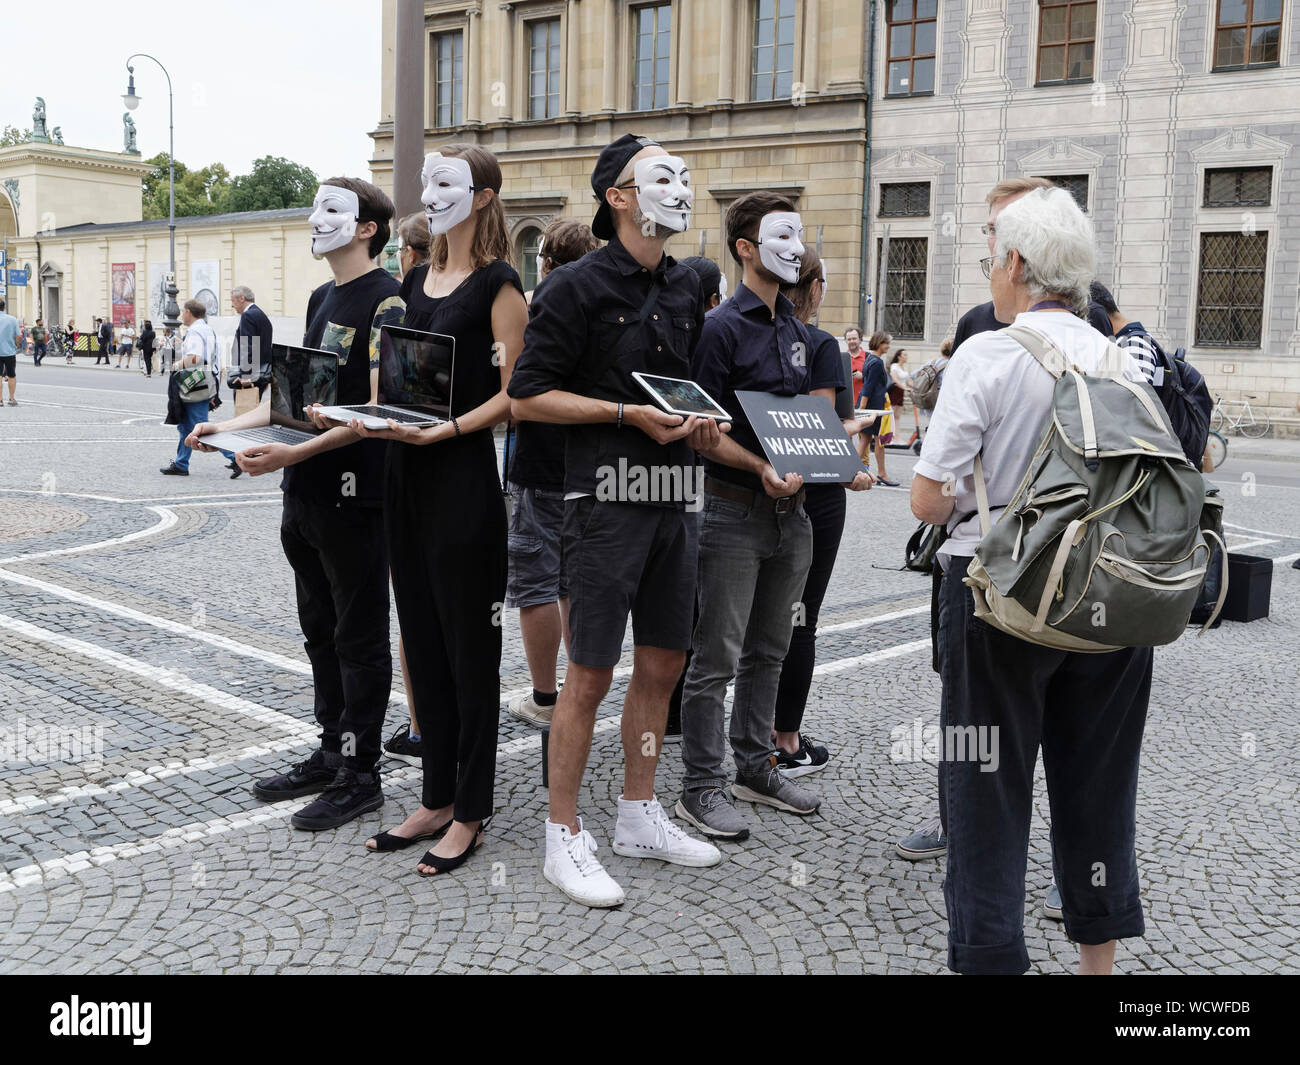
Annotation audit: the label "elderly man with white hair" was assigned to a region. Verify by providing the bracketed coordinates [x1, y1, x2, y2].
[911, 186, 1149, 976]
[230, 284, 274, 404]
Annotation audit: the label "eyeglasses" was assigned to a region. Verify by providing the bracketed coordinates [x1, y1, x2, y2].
[980, 223, 996, 237]
[980, 256, 996, 279]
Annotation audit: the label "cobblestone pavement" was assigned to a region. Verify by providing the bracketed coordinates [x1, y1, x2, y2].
[1, 362, 1298, 974]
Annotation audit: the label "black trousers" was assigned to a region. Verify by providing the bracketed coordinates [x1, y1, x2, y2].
[936, 563, 1152, 974]
[279, 494, 391, 772]
[142, 351, 153, 375]
[773, 483, 847, 734]
[95, 343, 109, 364]
[385, 433, 505, 821]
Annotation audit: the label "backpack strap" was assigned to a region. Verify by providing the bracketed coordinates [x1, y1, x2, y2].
[1002, 323, 1103, 469]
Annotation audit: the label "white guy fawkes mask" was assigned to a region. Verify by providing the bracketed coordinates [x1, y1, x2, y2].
[632, 155, 693, 233]
[535, 238, 546, 282]
[757, 212, 805, 284]
[309, 185, 359, 257]
[421, 152, 476, 236]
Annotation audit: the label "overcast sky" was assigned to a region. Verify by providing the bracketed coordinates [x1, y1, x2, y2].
[3, 0, 381, 179]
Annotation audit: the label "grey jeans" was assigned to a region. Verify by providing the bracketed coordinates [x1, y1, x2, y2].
[680, 489, 813, 790]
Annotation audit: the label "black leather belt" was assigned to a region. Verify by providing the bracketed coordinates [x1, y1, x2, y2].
[704, 476, 805, 514]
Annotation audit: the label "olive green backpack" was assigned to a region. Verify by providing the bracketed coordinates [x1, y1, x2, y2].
[964, 325, 1227, 651]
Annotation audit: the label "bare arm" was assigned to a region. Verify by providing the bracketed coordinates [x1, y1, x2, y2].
[911, 473, 954, 525]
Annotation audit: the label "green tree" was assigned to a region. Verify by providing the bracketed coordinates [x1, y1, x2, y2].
[0, 125, 33, 146]
[219, 156, 318, 212]
[141, 152, 232, 218]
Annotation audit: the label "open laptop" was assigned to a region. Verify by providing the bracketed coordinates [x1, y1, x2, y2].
[314, 324, 454, 430]
[199, 344, 338, 453]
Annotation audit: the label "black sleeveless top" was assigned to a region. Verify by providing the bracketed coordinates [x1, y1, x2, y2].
[398, 259, 523, 423]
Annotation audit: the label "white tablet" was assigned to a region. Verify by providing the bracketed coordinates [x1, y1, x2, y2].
[853, 408, 891, 418]
[632, 372, 731, 421]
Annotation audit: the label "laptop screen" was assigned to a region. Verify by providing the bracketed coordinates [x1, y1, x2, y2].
[378, 325, 454, 415]
[271, 345, 339, 433]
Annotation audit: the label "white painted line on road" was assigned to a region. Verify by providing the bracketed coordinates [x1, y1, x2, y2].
[22, 381, 176, 399]
[0, 487, 281, 504]
[818, 604, 928, 634]
[20, 399, 160, 418]
[0, 612, 314, 740]
[809, 638, 931, 676]
[1209, 478, 1300, 493]
[0, 736, 311, 818]
[1273, 552, 1300, 566]
[1223, 521, 1299, 540]
[0, 439, 172, 443]
[0, 506, 178, 565]
[0, 635, 931, 874]
[1225, 537, 1279, 552]
[0, 506, 177, 565]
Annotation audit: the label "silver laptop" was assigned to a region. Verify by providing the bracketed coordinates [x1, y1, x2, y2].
[200, 344, 337, 452]
[314, 324, 454, 430]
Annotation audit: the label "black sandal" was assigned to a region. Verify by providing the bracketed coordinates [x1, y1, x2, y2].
[366, 817, 453, 853]
[416, 819, 490, 876]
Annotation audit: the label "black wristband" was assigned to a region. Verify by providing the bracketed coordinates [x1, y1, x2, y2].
[616, 402, 624, 429]
[451, 416, 461, 436]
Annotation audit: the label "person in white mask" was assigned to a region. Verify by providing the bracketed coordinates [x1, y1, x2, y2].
[509, 133, 724, 907]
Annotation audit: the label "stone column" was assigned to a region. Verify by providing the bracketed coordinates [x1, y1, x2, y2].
[800, 0, 820, 97]
[718, 0, 736, 103]
[566, 0, 582, 115]
[675, 0, 693, 105]
[466, 9, 483, 124]
[602, 0, 617, 111]
[498, 4, 515, 121]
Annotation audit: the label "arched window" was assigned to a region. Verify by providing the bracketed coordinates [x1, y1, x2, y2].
[519, 225, 544, 292]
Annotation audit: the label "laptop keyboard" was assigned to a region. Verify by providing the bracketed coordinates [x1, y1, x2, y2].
[349, 405, 444, 424]
[234, 425, 310, 444]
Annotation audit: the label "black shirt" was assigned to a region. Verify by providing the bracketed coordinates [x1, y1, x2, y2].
[401, 259, 522, 425]
[952, 298, 1112, 353]
[691, 283, 836, 492]
[508, 235, 704, 505]
[281, 268, 403, 508]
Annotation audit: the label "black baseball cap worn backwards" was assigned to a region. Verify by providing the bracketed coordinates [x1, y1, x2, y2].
[591, 133, 660, 240]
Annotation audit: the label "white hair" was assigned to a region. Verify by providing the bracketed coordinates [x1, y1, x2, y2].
[993, 187, 1095, 314]
[232, 285, 255, 303]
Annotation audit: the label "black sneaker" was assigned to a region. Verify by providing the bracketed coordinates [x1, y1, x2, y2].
[251, 750, 337, 802]
[160, 463, 189, 476]
[773, 734, 830, 778]
[291, 768, 384, 831]
[383, 723, 423, 767]
[227, 460, 243, 480]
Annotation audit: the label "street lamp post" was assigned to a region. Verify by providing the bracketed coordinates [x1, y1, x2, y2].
[123, 55, 180, 331]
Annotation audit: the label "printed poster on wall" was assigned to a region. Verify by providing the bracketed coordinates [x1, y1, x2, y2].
[149, 261, 170, 321]
[111, 263, 136, 328]
[191, 260, 219, 319]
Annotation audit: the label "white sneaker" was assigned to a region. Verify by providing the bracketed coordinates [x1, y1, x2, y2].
[612, 795, 723, 868]
[544, 817, 625, 908]
[508, 691, 554, 728]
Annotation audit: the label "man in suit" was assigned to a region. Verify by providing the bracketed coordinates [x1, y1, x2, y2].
[230, 285, 274, 400]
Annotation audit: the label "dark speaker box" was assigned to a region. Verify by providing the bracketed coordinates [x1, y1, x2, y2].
[1222, 553, 1272, 622]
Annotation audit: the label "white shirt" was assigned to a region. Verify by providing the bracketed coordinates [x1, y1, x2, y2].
[182, 319, 220, 369]
[915, 310, 1146, 560]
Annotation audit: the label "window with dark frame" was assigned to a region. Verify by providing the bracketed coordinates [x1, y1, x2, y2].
[1036, 1, 1096, 84]
[876, 236, 928, 339]
[1048, 174, 1089, 211]
[1213, 0, 1283, 70]
[520, 226, 544, 292]
[633, 4, 672, 111]
[752, 0, 797, 101]
[878, 182, 931, 217]
[1204, 166, 1273, 207]
[434, 31, 464, 127]
[1196, 231, 1268, 348]
[885, 0, 938, 97]
[528, 18, 562, 119]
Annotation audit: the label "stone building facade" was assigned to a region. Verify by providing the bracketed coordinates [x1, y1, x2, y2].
[368, 2, 1298, 430]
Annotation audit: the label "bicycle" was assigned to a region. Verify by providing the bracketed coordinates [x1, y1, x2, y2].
[1211, 393, 1270, 438]
[1205, 429, 1228, 471]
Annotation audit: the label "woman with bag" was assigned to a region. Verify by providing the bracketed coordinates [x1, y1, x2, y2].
[139, 320, 156, 377]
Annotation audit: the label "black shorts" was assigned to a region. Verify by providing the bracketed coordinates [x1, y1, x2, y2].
[562, 496, 697, 668]
[0, 356, 15, 378]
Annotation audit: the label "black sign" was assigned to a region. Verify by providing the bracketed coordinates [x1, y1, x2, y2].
[735, 390, 866, 484]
